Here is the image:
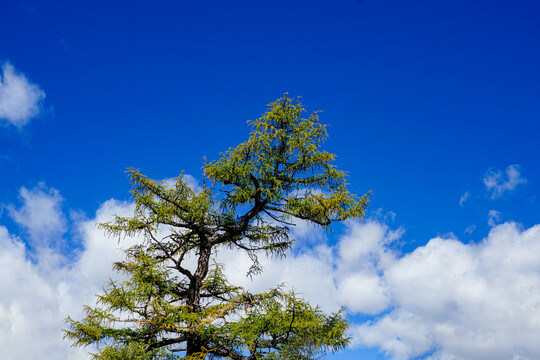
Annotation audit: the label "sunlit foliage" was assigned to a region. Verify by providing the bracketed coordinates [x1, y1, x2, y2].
[65, 95, 369, 359]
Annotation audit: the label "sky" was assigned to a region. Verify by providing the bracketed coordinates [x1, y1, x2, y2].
[1, 0, 540, 359]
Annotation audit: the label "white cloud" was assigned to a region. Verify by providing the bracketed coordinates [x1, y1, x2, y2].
[488, 209, 502, 227]
[484, 165, 527, 199]
[219, 218, 540, 359]
[351, 222, 540, 360]
[459, 191, 469, 207]
[0, 188, 135, 359]
[385, 211, 397, 223]
[0, 62, 45, 127]
[219, 240, 340, 312]
[7, 183, 66, 247]
[0, 226, 85, 360]
[4, 184, 540, 360]
[219, 220, 403, 315]
[162, 174, 203, 193]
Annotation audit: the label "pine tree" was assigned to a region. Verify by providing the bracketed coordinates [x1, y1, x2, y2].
[65, 95, 370, 359]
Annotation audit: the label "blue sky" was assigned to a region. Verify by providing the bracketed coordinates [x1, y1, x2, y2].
[1, 1, 540, 359]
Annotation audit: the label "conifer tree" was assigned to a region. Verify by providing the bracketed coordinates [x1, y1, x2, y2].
[65, 95, 370, 359]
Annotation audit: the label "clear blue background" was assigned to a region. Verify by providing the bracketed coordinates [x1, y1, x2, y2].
[1, 1, 539, 358]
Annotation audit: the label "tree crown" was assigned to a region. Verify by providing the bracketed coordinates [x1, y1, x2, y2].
[65, 95, 369, 360]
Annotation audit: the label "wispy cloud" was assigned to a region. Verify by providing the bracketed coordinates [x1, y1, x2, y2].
[459, 191, 469, 207]
[0, 62, 45, 127]
[484, 165, 527, 199]
[488, 209, 502, 227]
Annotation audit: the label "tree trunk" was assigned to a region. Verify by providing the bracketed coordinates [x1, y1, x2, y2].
[186, 243, 212, 357]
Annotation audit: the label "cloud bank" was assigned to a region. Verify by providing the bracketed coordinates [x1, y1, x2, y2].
[0, 185, 135, 359]
[2, 184, 540, 359]
[224, 219, 540, 359]
[351, 222, 540, 359]
[0, 62, 45, 127]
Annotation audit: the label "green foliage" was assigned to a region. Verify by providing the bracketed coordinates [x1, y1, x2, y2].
[65, 95, 369, 359]
[205, 96, 368, 227]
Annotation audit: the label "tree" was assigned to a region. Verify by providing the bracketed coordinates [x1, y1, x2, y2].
[65, 95, 370, 359]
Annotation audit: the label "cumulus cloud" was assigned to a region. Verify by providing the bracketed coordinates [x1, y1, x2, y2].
[219, 218, 540, 359]
[0, 226, 86, 360]
[0, 188, 135, 359]
[223, 218, 540, 359]
[7, 183, 67, 246]
[0, 62, 45, 127]
[217, 220, 403, 315]
[484, 165, 527, 199]
[351, 222, 540, 360]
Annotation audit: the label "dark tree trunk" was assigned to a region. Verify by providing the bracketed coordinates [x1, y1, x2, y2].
[186, 243, 212, 357]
